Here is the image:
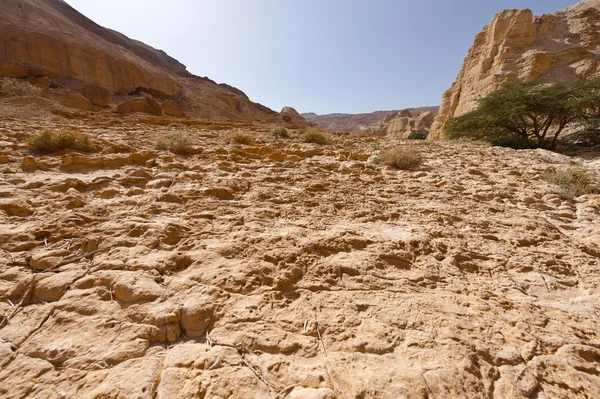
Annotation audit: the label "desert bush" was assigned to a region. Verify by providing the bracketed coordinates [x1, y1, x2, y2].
[382, 147, 423, 170]
[303, 128, 329, 145]
[155, 132, 194, 155]
[29, 129, 95, 153]
[543, 168, 599, 199]
[444, 79, 600, 150]
[0, 77, 41, 97]
[407, 131, 428, 140]
[231, 132, 255, 145]
[271, 126, 290, 139]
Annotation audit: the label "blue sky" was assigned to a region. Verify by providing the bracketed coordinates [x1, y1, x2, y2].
[66, 0, 578, 114]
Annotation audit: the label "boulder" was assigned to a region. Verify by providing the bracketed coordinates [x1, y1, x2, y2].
[161, 100, 184, 117]
[43, 88, 93, 111]
[77, 84, 112, 107]
[117, 96, 163, 116]
[0, 63, 29, 78]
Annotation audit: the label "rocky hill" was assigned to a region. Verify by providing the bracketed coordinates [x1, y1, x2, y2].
[364, 108, 438, 138]
[0, 0, 306, 123]
[303, 107, 438, 133]
[430, 0, 600, 139]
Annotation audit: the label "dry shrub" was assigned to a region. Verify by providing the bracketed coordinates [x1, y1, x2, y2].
[271, 126, 290, 139]
[303, 128, 329, 145]
[0, 77, 41, 97]
[231, 132, 255, 145]
[155, 132, 194, 155]
[382, 147, 423, 170]
[29, 129, 95, 154]
[543, 168, 599, 199]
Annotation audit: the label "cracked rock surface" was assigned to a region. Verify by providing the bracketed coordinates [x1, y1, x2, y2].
[1, 110, 600, 398]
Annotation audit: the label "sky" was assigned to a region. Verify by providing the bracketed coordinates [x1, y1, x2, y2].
[66, 0, 579, 115]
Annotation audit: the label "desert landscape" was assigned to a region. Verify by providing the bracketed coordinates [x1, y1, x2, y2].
[1, 1, 600, 399]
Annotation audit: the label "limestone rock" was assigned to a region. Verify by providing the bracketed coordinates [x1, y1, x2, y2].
[117, 96, 163, 116]
[42, 87, 93, 111]
[0, 198, 34, 216]
[161, 100, 184, 117]
[265, 106, 310, 126]
[431, 2, 600, 139]
[181, 295, 215, 337]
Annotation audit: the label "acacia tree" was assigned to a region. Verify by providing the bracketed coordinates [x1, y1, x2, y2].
[445, 79, 592, 150]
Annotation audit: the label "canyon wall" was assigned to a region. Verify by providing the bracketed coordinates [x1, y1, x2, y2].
[430, 0, 600, 139]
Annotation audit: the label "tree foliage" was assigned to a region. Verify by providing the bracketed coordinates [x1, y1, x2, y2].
[445, 78, 600, 150]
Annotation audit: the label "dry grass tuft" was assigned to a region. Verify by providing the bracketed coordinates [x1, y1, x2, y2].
[543, 168, 599, 199]
[303, 128, 329, 145]
[29, 129, 96, 154]
[0, 77, 42, 97]
[231, 132, 256, 145]
[382, 147, 423, 170]
[271, 126, 290, 139]
[155, 132, 194, 155]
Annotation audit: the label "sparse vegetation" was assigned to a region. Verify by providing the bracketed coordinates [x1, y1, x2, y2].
[155, 132, 194, 155]
[231, 132, 256, 145]
[407, 131, 428, 140]
[371, 155, 383, 165]
[303, 128, 329, 145]
[382, 147, 423, 170]
[543, 168, 600, 199]
[0, 77, 42, 97]
[29, 129, 95, 154]
[283, 162, 295, 168]
[271, 126, 290, 139]
[445, 78, 600, 150]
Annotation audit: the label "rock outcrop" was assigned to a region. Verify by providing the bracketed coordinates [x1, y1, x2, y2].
[0, 0, 278, 120]
[303, 107, 439, 133]
[365, 109, 436, 138]
[117, 96, 163, 116]
[431, 0, 600, 139]
[265, 107, 310, 126]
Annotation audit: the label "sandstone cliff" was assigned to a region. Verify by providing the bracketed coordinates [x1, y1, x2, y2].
[0, 0, 285, 121]
[430, 0, 600, 139]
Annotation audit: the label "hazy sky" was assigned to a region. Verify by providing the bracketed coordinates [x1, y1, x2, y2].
[66, 0, 578, 114]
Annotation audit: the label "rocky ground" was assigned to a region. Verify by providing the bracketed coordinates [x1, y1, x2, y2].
[0, 108, 599, 399]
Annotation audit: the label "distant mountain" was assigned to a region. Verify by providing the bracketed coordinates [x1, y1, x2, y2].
[303, 107, 438, 133]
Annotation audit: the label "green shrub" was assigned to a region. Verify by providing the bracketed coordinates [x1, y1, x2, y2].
[382, 147, 423, 170]
[29, 130, 95, 154]
[155, 132, 194, 155]
[543, 168, 599, 199]
[271, 126, 290, 139]
[407, 131, 428, 140]
[303, 128, 329, 145]
[0, 77, 42, 97]
[231, 132, 255, 145]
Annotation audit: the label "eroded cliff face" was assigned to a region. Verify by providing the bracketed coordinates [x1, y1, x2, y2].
[0, 0, 282, 121]
[430, 1, 600, 140]
[365, 109, 437, 138]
